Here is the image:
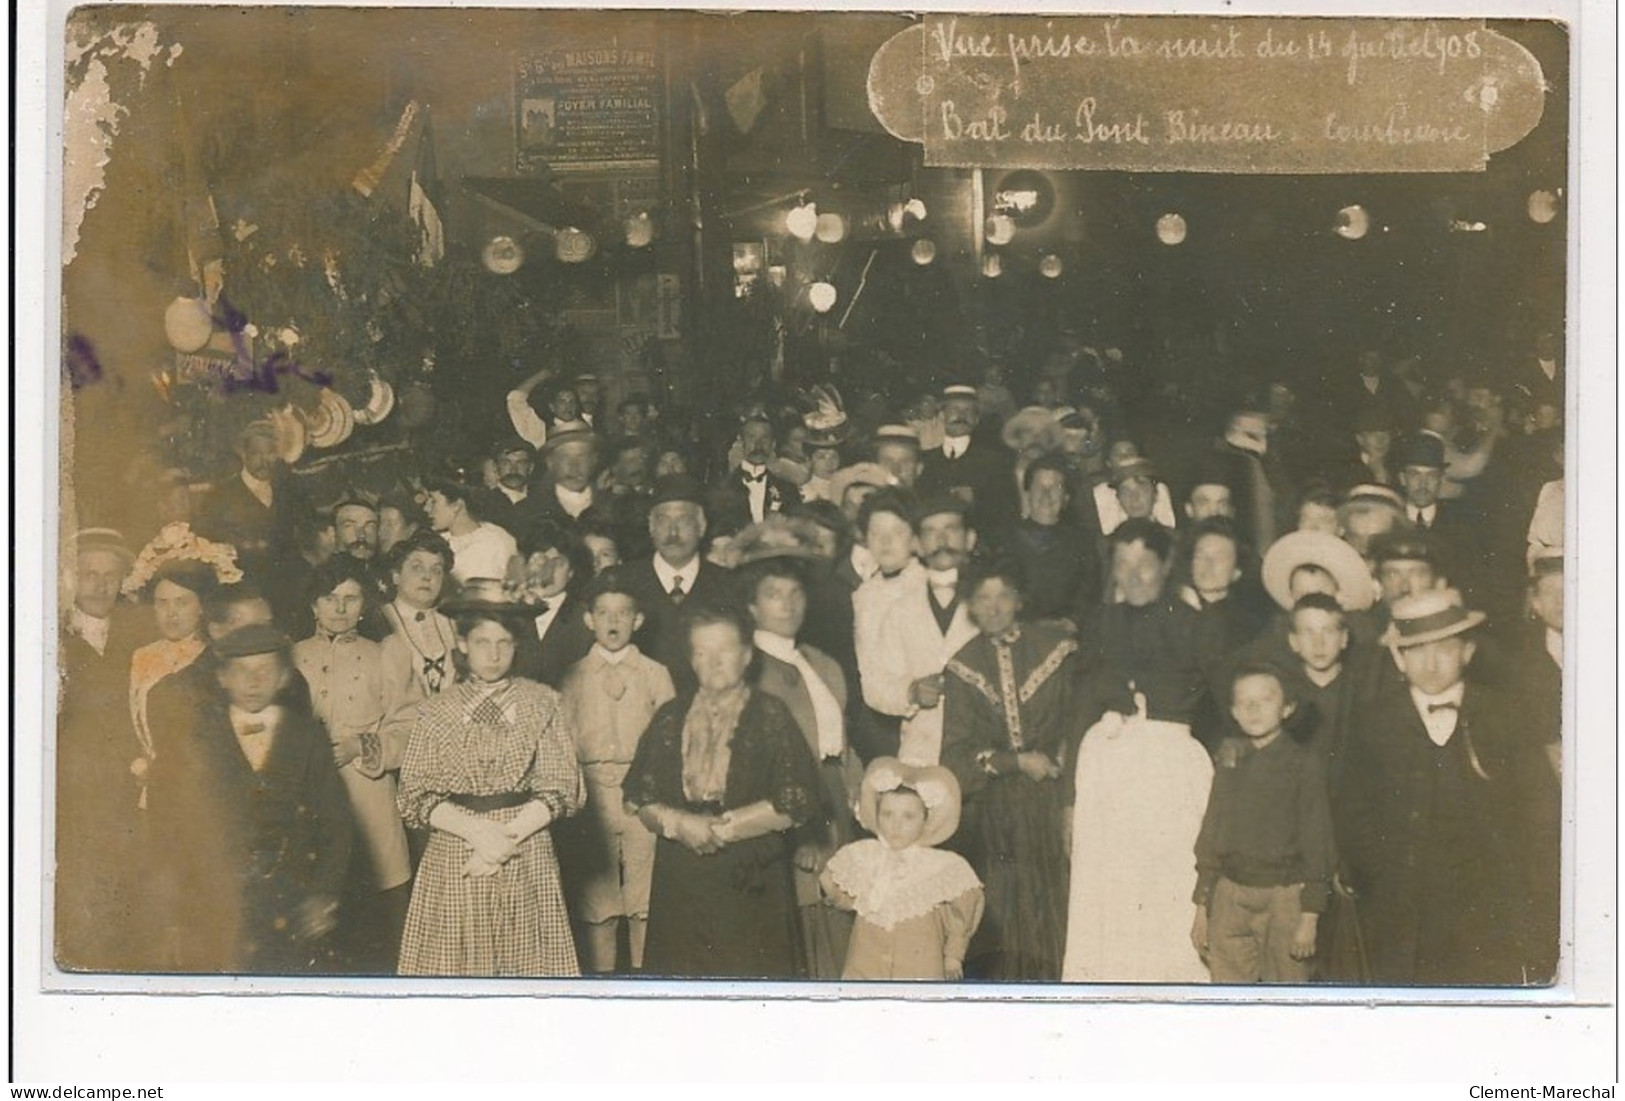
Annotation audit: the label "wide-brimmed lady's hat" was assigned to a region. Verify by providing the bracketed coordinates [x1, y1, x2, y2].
[730, 515, 830, 566]
[1000, 406, 1062, 455]
[439, 576, 541, 629]
[856, 757, 962, 848]
[1261, 530, 1376, 612]
[1380, 587, 1487, 649]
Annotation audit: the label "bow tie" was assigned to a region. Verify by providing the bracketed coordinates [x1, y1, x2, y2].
[236, 723, 265, 737]
[532, 601, 552, 617]
[1427, 701, 1459, 713]
[742, 467, 767, 484]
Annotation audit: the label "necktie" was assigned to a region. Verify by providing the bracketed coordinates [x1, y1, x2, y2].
[669, 576, 686, 604]
[929, 586, 958, 634]
[602, 663, 628, 701]
[1413, 509, 1430, 530]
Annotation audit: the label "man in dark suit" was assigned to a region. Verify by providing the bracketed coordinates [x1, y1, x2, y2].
[918, 383, 1017, 538]
[1337, 589, 1555, 985]
[532, 428, 604, 530]
[621, 475, 734, 693]
[56, 528, 147, 971]
[1392, 432, 1483, 608]
[509, 522, 594, 689]
[480, 436, 554, 546]
[707, 413, 796, 538]
[194, 420, 303, 581]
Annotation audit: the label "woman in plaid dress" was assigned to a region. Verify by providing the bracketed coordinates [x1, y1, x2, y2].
[396, 581, 586, 977]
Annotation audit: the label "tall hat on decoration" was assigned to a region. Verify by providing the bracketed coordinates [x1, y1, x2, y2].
[800, 383, 851, 448]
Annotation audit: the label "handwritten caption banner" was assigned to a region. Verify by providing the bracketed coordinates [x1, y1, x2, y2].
[867, 17, 1545, 173]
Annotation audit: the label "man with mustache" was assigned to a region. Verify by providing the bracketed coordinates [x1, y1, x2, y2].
[619, 475, 734, 693]
[918, 383, 1017, 538]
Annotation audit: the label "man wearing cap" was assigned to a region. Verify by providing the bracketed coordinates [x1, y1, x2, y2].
[870, 425, 923, 491]
[56, 528, 144, 970]
[480, 436, 551, 543]
[918, 384, 1017, 535]
[622, 475, 733, 693]
[1337, 589, 1554, 984]
[860, 493, 979, 766]
[147, 623, 354, 973]
[537, 427, 602, 526]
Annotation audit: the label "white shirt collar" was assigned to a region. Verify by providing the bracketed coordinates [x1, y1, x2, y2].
[653, 554, 701, 594]
[498, 484, 528, 504]
[943, 435, 969, 460]
[555, 484, 594, 518]
[753, 630, 798, 662]
[532, 601, 563, 638]
[740, 461, 768, 478]
[849, 543, 878, 582]
[1544, 627, 1563, 670]
[241, 468, 274, 508]
[69, 608, 111, 655]
[1410, 503, 1438, 526]
[1409, 681, 1467, 746]
[926, 567, 959, 591]
[594, 642, 636, 665]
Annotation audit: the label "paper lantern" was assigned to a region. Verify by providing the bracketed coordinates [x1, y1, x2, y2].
[163, 297, 213, 352]
[555, 227, 597, 264]
[482, 236, 524, 275]
[786, 202, 818, 242]
[985, 214, 1016, 247]
[910, 239, 937, 266]
[1335, 205, 1371, 240]
[1155, 213, 1188, 246]
[1039, 253, 1064, 279]
[815, 213, 847, 244]
[1527, 189, 1560, 224]
[982, 253, 1003, 279]
[808, 282, 838, 313]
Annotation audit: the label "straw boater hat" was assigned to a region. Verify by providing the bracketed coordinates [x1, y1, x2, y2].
[940, 383, 979, 402]
[70, 527, 135, 566]
[1000, 405, 1062, 455]
[542, 426, 598, 456]
[1261, 530, 1377, 612]
[1344, 483, 1405, 512]
[1380, 588, 1486, 649]
[1530, 549, 1563, 579]
[872, 423, 921, 448]
[856, 757, 963, 848]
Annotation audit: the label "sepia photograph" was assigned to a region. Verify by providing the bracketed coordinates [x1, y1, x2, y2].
[17, 0, 1616, 1083]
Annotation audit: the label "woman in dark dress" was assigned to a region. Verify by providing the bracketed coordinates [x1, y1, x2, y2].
[623, 603, 823, 979]
[941, 559, 1078, 981]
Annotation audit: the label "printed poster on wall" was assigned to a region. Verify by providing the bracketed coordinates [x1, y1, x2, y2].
[517, 45, 662, 173]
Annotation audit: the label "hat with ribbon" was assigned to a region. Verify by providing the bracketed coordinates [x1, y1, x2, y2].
[1380, 587, 1486, 649]
[1261, 530, 1376, 612]
[856, 756, 963, 848]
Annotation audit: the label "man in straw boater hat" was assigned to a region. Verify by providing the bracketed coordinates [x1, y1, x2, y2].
[56, 528, 142, 970]
[1335, 587, 1558, 985]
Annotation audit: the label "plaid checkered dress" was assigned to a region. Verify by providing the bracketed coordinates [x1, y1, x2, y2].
[397, 678, 585, 977]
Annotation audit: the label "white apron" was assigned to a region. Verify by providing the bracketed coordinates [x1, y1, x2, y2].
[1063, 707, 1214, 984]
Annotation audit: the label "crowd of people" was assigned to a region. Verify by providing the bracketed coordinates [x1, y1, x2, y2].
[56, 336, 1565, 985]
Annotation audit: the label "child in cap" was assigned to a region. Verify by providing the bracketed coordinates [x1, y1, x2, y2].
[559, 572, 676, 972]
[820, 757, 984, 980]
[151, 623, 354, 973]
[1191, 663, 1336, 983]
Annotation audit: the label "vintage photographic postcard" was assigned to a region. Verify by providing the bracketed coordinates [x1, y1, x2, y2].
[15, 0, 1616, 1082]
